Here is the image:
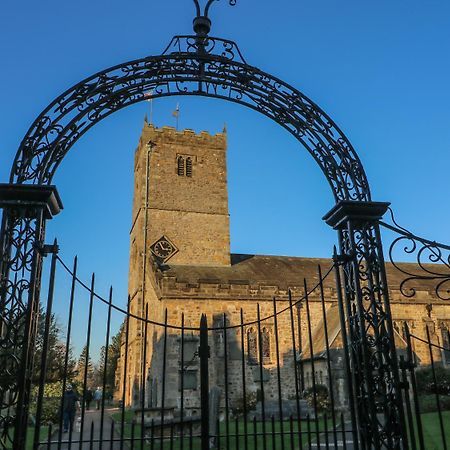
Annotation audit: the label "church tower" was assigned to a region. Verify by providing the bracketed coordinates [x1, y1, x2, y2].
[124, 122, 230, 405]
[130, 122, 230, 271]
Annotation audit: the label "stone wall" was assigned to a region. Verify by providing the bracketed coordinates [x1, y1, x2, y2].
[116, 122, 450, 413]
[132, 124, 230, 267]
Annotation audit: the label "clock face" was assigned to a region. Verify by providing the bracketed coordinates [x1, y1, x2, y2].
[150, 236, 178, 262]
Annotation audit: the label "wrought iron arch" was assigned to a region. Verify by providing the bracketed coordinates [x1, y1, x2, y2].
[0, 5, 408, 450]
[11, 35, 370, 202]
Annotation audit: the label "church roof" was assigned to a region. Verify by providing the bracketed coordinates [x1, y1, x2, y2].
[161, 254, 335, 290]
[159, 253, 444, 297]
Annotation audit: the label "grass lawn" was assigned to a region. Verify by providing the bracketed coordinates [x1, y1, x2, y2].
[111, 410, 339, 450]
[417, 411, 450, 450]
[113, 408, 450, 449]
[1, 425, 50, 450]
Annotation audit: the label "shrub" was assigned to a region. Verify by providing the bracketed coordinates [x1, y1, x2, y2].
[416, 366, 450, 396]
[231, 392, 257, 416]
[29, 380, 80, 425]
[304, 384, 330, 413]
[419, 394, 450, 413]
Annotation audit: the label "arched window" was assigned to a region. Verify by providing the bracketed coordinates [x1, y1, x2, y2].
[186, 157, 193, 177]
[247, 328, 257, 364]
[401, 321, 409, 343]
[441, 324, 450, 365]
[177, 156, 185, 176]
[262, 327, 271, 363]
[393, 321, 400, 335]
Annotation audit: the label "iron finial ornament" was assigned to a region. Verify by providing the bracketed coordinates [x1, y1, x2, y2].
[192, 0, 237, 36]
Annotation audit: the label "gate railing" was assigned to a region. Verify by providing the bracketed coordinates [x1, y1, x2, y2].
[379, 209, 450, 450]
[5, 225, 449, 450]
[400, 324, 450, 450]
[4, 248, 365, 450]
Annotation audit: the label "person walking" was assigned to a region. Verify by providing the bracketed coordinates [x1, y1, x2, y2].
[62, 384, 80, 433]
[85, 388, 93, 410]
[94, 387, 102, 410]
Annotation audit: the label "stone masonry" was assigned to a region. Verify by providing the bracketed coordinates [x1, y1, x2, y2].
[116, 121, 450, 417]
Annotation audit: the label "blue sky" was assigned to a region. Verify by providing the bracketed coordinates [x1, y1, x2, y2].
[2, 0, 450, 358]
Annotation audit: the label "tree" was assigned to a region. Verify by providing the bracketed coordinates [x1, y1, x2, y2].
[76, 345, 95, 388]
[92, 326, 124, 395]
[106, 326, 123, 390]
[32, 305, 76, 384]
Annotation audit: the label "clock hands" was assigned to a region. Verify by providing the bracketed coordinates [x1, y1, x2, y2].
[151, 236, 178, 262]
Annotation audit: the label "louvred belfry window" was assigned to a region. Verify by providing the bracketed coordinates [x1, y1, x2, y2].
[186, 157, 193, 177]
[177, 156, 185, 176]
[177, 155, 194, 177]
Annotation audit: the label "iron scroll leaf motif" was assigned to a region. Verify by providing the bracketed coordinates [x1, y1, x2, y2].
[338, 222, 405, 449]
[10, 36, 370, 203]
[0, 215, 37, 446]
[381, 208, 450, 300]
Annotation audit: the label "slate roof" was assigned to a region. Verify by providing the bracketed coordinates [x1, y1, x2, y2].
[161, 254, 333, 289]
[161, 253, 444, 292]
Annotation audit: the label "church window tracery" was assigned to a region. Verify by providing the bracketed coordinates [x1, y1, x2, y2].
[246, 326, 272, 364]
[262, 327, 271, 363]
[247, 328, 257, 364]
[441, 323, 450, 365]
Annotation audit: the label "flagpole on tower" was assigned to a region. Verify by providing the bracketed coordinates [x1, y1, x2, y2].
[144, 90, 154, 125]
[150, 94, 153, 125]
[172, 103, 180, 130]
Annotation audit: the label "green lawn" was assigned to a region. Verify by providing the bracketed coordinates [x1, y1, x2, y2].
[1, 425, 50, 450]
[112, 408, 450, 450]
[415, 411, 450, 450]
[110, 410, 338, 450]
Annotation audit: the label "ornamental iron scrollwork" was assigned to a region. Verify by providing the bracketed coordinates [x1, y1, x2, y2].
[0, 207, 46, 449]
[336, 220, 406, 450]
[10, 34, 370, 202]
[381, 208, 450, 301]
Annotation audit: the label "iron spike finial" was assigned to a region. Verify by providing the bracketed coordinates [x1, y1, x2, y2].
[192, 0, 237, 36]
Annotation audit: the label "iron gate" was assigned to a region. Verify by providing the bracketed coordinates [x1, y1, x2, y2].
[1, 1, 449, 449]
[21, 248, 361, 449]
[1, 225, 448, 450]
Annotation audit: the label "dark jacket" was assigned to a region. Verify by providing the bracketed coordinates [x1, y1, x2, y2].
[63, 390, 79, 412]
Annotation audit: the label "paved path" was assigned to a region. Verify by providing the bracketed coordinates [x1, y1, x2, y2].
[306, 421, 355, 450]
[44, 409, 125, 450]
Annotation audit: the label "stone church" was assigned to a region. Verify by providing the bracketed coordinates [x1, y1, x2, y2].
[115, 120, 450, 416]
